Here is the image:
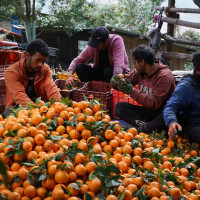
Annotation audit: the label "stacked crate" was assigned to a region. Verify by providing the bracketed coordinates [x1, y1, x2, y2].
[0, 50, 27, 114]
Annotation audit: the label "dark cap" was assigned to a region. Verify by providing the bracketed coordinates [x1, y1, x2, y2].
[192, 50, 200, 70]
[88, 26, 109, 48]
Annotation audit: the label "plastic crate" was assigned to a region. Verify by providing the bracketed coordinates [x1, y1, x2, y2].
[72, 81, 112, 112]
[0, 78, 6, 114]
[55, 79, 85, 99]
[0, 49, 27, 65]
[111, 85, 141, 118]
[0, 65, 9, 78]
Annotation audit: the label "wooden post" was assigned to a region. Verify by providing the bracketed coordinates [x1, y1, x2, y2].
[166, 0, 178, 52]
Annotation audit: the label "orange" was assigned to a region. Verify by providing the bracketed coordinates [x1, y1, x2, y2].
[31, 114, 42, 126]
[76, 122, 85, 132]
[13, 187, 24, 197]
[43, 139, 53, 151]
[22, 141, 33, 152]
[83, 108, 93, 115]
[85, 162, 97, 173]
[95, 111, 105, 121]
[148, 187, 160, 198]
[75, 164, 87, 176]
[132, 155, 142, 165]
[42, 178, 56, 190]
[27, 151, 38, 161]
[133, 147, 143, 156]
[124, 189, 132, 200]
[88, 178, 102, 193]
[105, 129, 115, 140]
[54, 102, 65, 113]
[86, 115, 96, 122]
[143, 161, 154, 170]
[162, 161, 172, 170]
[126, 184, 137, 195]
[18, 167, 29, 180]
[46, 109, 56, 120]
[10, 162, 21, 172]
[48, 165, 58, 176]
[17, 129, 27, 138]
[34, 134, 45, 145]
[60, 110, 69, 120]
[124, 132, 134, 141]
[77, 142, 88, 152]
[117, 161, 128, 173]
[122, 145, 132, 154]
[74, 153, 86, 164]
[27, 126, 37, 137]
[24, 185, 37, 198]
[37, 187, 47, 198]
[67, 183, 80, 196]
[91, 103, 100, 112]
[106, 195, 118, 200]
[69, 129, 80, 139]
[168, 187, 181, 199]
[52, 188, 65, 200]
[7, 191, 22, 200]
[69, 171, 78, 182]
[109, 139, 118, 148]
[56, 125, 65, 134]
[81, 129, 92, 140]
[127, 127, 138, 136]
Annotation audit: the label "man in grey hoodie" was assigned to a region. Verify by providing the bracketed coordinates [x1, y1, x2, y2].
[112, 45, 176, 134]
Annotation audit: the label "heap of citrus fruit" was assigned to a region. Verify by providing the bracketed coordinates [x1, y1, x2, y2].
[0, 97, 199, 200]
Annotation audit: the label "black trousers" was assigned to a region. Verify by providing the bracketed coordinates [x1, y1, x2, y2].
[75, 64, 113, 83]
[115, 102, 166, 134]
[182, 124, 200, 143]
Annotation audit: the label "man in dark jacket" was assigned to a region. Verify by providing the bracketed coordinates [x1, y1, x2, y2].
[111, 45, 176, 134]
[164, 50, 200, 142]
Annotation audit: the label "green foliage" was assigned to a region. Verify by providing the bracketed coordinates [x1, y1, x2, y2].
[0, 0, 165, 39]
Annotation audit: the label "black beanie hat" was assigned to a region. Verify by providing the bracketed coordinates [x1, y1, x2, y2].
[192, 50, 200, 70]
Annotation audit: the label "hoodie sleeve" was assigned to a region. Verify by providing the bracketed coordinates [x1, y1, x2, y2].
[129, 71, 175, 110]
[111, 36, 129, 75]
[4, 69, 33, 107]
[68, 46, 95, 72]
[163, 80, 193, 127]
[43, 67, 61, 102]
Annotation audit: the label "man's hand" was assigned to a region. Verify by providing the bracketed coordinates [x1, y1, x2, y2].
[168, 123, 182, 141]
[65, 75, 78, 87]
[116, 78, 133, 94]
[111, 75, 120, 87]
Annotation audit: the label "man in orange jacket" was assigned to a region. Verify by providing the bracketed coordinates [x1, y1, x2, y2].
[4, 39, 61, 117]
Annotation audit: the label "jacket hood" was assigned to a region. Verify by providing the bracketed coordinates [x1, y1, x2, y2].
[147, 61, 169, 78]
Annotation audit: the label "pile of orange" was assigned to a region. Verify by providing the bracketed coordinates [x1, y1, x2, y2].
[0, 98, 199, 200]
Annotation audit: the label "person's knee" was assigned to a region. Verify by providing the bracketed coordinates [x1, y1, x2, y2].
[115, 102, 125, 117]
[75, 64, 85, 74]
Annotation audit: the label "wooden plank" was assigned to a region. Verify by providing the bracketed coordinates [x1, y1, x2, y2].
[156, 6, 200, 13]
[162, 33, 200, 46]
[162, 16, 200, 29]
[162, 52, 192, 61]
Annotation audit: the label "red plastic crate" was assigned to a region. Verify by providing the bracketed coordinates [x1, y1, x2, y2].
[72, 81, 112, 112]
[0, 65, 9, 78]
[111, 85, 141, 118]
[0, 49, 27, 65]
[0, 78, 6, 114]
[55, 79, 85, 98]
